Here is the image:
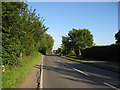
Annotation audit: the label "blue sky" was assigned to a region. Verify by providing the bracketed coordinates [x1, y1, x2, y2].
[27, 2, 118, 50]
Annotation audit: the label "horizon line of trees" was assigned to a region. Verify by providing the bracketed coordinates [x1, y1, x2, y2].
[2, 2, 54, 65]
[56, 28, 120, 56]
[57, 28, 94, 56]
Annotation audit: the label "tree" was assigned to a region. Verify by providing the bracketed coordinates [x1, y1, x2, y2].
[2, 2, 27, 65]
[2, 2, 54, 65]
[69, 28, 94, 55]
[115, 29, 120, 43]
[61, 28, 94, 56]
[61, 36, 72, 55]
[38, 33, 54, 55]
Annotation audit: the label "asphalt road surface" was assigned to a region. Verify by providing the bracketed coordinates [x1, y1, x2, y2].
[39, 54, 120, 89]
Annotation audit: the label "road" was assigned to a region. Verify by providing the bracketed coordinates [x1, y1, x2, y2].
[39, 54, 120, 89]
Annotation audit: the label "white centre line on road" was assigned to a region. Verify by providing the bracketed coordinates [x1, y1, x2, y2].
[57, 60, 61, 62]
[72, 67, 89, 76]
[40, 56, 44, 88]
[53, 57, 69, 66]
[55, 57, 69, 66]
[52, 57, 61, 62]
[104, 82, 119, 89]
[56, 59, 68, 66]
[62, 63, 68, 66]
[64, 63, 68, 66]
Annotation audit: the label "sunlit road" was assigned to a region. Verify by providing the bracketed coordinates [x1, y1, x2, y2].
[40, 54, 119, 89]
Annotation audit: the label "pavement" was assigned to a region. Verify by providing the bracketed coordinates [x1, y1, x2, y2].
[39, 54, 120, 89]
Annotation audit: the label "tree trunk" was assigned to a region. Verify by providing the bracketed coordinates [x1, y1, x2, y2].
[79, 49, 81, 56]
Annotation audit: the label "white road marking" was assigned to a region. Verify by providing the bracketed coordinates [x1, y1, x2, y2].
[52, 57, 61, 62]
[62, 63, 68, 66]
[72, 68, 89, 76]
[104, 82, 118, 89]
[55, 57, 69, 66]
[40, 56, 44, 88]
[57, 60, 61, 62]
[54, 56, 120, 90]
[64, 63, 68, 66]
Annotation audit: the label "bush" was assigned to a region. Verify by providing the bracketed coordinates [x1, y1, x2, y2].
[81, 44, 120, 62]
[2, 2, 54, 66]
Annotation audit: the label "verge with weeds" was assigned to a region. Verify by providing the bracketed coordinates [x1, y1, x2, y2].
[2, 52, 43, 88]
[60, 56, 120, 73]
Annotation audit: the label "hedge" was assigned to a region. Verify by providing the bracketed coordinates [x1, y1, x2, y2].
[81, 44, 120, 62]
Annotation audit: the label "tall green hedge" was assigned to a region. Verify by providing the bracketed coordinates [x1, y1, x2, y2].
[81, 44, 120, 62]
[2, 2, 54, 66]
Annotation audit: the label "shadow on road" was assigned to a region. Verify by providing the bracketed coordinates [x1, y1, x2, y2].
[34, 56, 120, 89]
[35, 64, 105, 87]
[46, 54, 58, 56]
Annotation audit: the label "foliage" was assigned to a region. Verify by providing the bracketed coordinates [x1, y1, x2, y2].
[68, 28, 93, 48]
[61, 28, 94, 55]
[2, 52, 43, 88]
[2, 2, 54, 66]
[38, 33, 54, 55]
[81, 44, 120, 62]
[61, 36, 72, 55]
[115, 29, 120, 43]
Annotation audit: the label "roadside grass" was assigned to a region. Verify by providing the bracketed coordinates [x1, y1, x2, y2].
[61, 56, 106, 63]
[0, 45, 1, 89]
[65, 55, 120, 65]
[61, 56, 120, 73]
[2, 52, 43, 88]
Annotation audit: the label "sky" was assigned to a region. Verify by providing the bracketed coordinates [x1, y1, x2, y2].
[27, 2, 118, 50]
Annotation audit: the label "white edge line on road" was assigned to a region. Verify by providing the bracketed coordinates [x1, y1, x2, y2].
[104, 82, 118, 89]
[72, 68, 89, 76]
[40, 56, 44, 88]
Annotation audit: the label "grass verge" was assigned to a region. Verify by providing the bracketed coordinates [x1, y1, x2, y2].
[60, 56, 120, 73]
[2, 52, 43, 88]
